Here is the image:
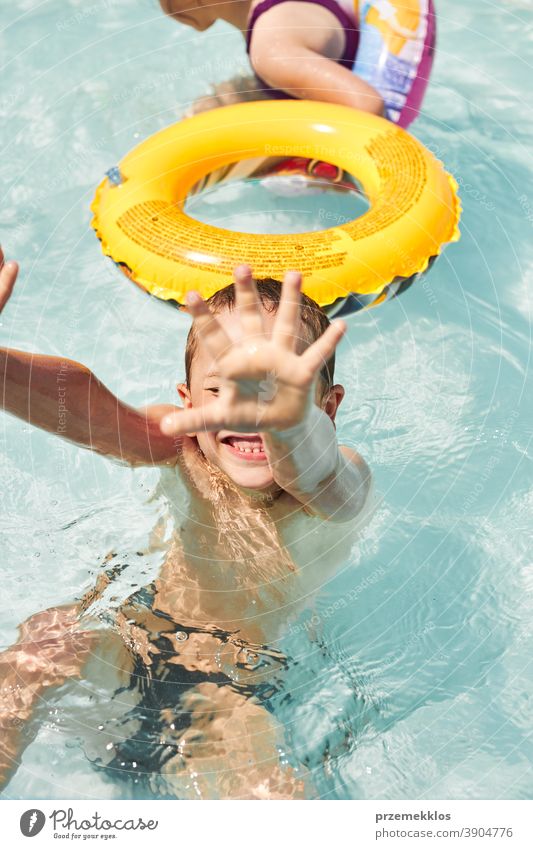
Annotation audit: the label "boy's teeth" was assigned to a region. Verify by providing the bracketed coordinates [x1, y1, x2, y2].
[224, 436, 264, 454]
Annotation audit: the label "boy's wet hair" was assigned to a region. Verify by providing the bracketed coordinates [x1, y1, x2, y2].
[185, 278, 335, 393]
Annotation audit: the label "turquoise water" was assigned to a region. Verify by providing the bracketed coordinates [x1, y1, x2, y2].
[1, 0, 532, 799]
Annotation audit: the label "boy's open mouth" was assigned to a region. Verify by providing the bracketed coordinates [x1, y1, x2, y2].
[220, 434, 267, 461]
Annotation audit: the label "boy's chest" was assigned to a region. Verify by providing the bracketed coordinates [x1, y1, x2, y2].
[171, 446, 357, 580]
[159, 465, 360, 640]
[176, 496, 355, 603]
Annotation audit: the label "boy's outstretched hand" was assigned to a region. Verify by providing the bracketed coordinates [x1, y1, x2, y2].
[0, 248, 18, 313]
[160, 265, 346, 437]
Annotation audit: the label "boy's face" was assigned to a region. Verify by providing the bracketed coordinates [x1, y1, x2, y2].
[178, 305, 339, 495]
[179, 307, 280, 492]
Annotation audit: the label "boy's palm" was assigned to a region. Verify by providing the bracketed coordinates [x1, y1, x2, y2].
[161, 266, 345, 436]
[207, 339, 318, 431]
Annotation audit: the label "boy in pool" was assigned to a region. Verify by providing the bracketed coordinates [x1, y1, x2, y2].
[0, 249, 371, 799]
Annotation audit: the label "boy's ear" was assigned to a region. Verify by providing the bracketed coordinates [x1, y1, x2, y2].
[176, 382, 196, 437]
[322, 384, 345, 424]
[177, 382, 192, 407]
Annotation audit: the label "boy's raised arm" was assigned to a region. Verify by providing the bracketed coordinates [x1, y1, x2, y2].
[0, 250, 180, 466]
[262, 408, 372, 523]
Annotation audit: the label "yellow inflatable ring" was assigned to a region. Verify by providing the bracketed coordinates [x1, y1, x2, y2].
[91, 100, 461, 314]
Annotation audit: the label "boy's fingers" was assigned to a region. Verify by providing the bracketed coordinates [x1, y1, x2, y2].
[186, 290, 233, 358]
[160, 403, 223, 437]
[300, 320, 346, 376]
[233, 264, 264, 340]
[272, 271, 302, 351]
[0, 257, 19, 313]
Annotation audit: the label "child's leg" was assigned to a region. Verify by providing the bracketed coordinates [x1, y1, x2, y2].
[0, 605, 96, 787]
[99, 622, 313, 799]
[157, 682, 310, 799]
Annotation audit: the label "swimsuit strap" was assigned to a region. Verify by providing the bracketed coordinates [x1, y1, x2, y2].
[246, 0, 358, 68]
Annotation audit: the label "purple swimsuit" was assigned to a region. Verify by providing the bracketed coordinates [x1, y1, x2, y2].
[246, 0, 359, 69]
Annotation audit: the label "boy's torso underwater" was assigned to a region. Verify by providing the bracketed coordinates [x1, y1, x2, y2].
[61, 440, 373, 799]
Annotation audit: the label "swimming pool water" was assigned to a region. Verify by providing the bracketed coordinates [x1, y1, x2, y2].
[1, 0, 532, 799]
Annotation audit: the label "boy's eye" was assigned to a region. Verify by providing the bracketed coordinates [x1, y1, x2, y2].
[206, 386, 219, 395]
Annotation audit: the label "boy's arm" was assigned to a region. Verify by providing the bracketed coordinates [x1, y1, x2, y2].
[0, 605, 94, 787]
[0, 251, 180, 466]
[262, 408, 372, 523]
[0, 348, 181, 465]
[248, 4, 385, 115]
